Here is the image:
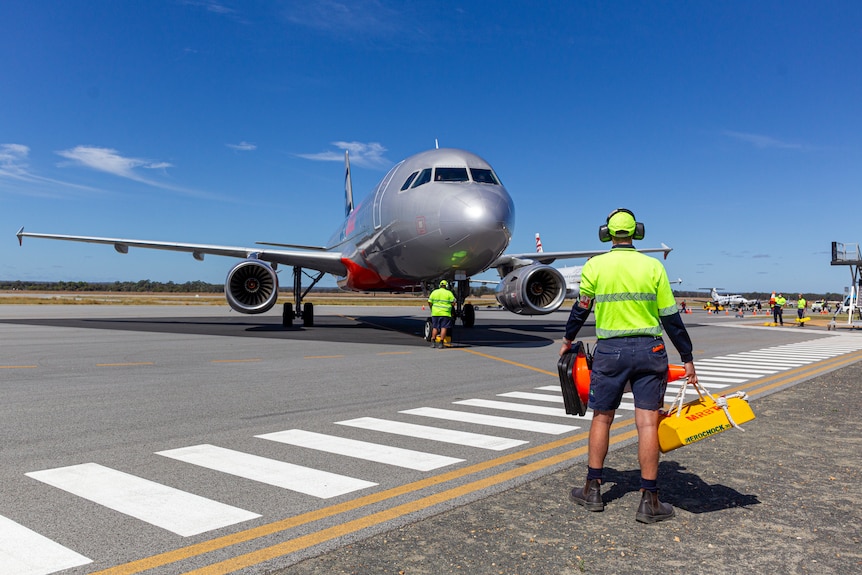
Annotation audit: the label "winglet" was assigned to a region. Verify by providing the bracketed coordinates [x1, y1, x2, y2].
[16, 226, 24, 246]
[661, 242, 672, 260]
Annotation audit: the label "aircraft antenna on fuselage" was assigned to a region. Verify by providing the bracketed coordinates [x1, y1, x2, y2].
[344, 150, 354, 216]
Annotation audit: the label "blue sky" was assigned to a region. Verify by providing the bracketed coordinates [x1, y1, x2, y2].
[2, 1, 860, 294]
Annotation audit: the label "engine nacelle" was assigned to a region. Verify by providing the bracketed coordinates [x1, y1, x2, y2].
[225, 259, 279, 314]
[495, 263, 566, 315]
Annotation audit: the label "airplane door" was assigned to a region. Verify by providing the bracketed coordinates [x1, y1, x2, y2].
[373, 161, 402, 229]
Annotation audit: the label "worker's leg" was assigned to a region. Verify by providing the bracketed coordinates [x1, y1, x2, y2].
[570, 409, 614, 511]
[634, 407, 660, 480]
[588, 410, 615, 469]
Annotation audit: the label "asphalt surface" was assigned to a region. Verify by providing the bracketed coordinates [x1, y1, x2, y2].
[275, 352, 862, 575]
[2, 304, 859, 574]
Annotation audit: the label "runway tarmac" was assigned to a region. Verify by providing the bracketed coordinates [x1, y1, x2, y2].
[0, 304, 859, 574]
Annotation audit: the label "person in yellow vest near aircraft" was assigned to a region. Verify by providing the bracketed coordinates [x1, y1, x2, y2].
[428, 280, 456, 348]
[559, 208, 697, 524]
[773, 293, 786, 325]
[797, 294, 806, 326]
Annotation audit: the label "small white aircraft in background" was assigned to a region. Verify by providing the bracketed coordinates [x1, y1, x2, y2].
[535, 233, 679, 298]
[705, 288, 758, 308]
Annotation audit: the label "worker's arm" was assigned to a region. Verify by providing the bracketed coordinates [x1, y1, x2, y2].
[559, 296, 592, 356]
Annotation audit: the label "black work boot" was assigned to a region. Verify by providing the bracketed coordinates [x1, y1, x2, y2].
[635, 490, 675, 523]
[569, 479, 604, 512]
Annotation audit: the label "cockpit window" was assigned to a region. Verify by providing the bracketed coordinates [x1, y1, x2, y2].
[411, 168, 432, 188]
[434, 167, 469, 182]
[470, 168, 500, 185]
[401, 171, 418, 191]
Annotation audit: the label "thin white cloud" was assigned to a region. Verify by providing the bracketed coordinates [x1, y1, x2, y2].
[723, 130, 803, 150]
[182, 1, 237, 16]
[55, 145, 224, 200]
[283, 0, 400, 36]
[226, 141, 257, 151]
[0, 143, 31, 178]
[298, 141, 390, 169]
[56, 146, 174, 182]
[0, 143, 103, 196]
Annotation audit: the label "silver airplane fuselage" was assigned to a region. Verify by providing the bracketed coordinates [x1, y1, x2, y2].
[329, 148, 515, 291]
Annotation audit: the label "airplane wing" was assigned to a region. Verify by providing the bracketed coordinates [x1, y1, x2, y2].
[16, 229, 347, 276]
[493, 243, 672, 267]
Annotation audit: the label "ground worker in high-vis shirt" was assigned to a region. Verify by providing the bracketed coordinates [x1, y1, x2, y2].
[797, 294, 806, 325]
[428, 280, 456, 348]
[773, 293, 786, 326]
[558, 208, 698, 524]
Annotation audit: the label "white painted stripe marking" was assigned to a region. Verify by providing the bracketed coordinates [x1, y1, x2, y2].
[157, 444, 377, 499]
[690, 375, 749, 383]
[498, 391, 564, 403]
[401, 407, 580, 434]
[0, 515, 91, 575]
[694, 362, 780, 374]
[26, 463, 260, 537]
[256, 429, 463, 471]
[666, 381, 729, 390]
[336, 417, 527, 451]
[454, 399, 572, 417]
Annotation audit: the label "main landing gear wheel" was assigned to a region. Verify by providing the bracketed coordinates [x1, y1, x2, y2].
[462, 303, 475, 328]
[424, 317, 433, 341]
[303, 302, 314, 327]
[282, 302, 294, 327]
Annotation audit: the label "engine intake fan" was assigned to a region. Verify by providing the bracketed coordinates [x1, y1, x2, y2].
[225, 259, 278, 314]
[495, 263, 566, 315]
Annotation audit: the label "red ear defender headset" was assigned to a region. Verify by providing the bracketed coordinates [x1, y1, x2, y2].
[598, 208, 645, 242]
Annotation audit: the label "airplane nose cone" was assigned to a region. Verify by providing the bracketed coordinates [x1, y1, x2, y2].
[439, 184, 515, 273]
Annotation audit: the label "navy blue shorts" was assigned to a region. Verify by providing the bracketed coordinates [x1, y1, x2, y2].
[432, 316, 453, 330]
[588, 336, 669, 411]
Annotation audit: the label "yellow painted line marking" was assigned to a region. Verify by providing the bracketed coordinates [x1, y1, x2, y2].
[0, 365, 37, 369]
[184, 430, 641, 575]
[460, 348, 556, 377]
[211, 359, 261, 364]
[95, 362, 154, 367]
[91, 346, 862, 575]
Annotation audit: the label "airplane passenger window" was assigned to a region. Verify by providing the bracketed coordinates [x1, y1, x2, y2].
[401, 171, 418, 190]
[434, 167, 469, 182]
[412, 168, 432, 188]
[470, 168, 500, 185]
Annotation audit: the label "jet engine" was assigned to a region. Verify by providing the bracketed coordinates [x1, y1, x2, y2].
[225, 259, 279, 314]
[495, 263, 566, 315]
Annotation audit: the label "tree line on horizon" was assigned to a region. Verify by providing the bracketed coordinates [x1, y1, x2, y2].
[0, 281, 843, 301]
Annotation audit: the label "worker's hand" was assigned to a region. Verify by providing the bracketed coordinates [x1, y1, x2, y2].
[684, 361, 697, 385]
[559, 340, 571, 357]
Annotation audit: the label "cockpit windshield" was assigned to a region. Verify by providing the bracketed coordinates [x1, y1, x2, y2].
[470, 168, 500, 185]
[434, 167, 469, 182]
[407, 165, 501, 189]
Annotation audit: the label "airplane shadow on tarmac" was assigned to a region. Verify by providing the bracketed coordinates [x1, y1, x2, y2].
[0, 313, 575, 348]
[601, 462, 761, 513]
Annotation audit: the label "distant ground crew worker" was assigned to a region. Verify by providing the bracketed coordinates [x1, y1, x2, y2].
[559, 208, 697, 524]
[797, 294, 806, 325]
[428, 280, 456, 348]
[773, 293, 786, 325]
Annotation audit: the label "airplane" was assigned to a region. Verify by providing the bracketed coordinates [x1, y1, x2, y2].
[705, 288, 758, 308]
[17, 147, 673, 338]
[535, 233, 678, 299]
